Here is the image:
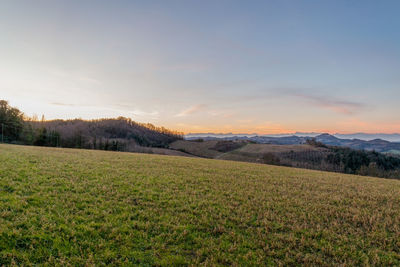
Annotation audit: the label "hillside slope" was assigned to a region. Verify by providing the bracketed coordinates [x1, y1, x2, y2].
[1, 144, 400, 265]
[186, 133, 400, 154]
[170, 140, 400, 179]
[28, 117, 183, 149]
[170, 140, 326, 163]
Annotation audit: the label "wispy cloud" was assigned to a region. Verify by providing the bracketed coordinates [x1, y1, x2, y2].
[50, 102, 77, 107]
[207, 109, 235, 118]
[49, 69, 102, 85]
[50, 102, 159, 119]
[112, 103, 159, 117]
[283, 90, 368, 115]
[129, 110, 159, 117]
[176, 104, 207, 117]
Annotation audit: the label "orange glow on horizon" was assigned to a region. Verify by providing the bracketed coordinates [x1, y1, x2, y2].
[172, 121, 400, 135]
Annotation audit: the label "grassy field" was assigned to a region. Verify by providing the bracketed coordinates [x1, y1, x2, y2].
[128, 146, 196, 158]
[1, 144, 400, 266]
[169, 140, 324, 164]
[169, 140, 223, 158]
[218, 143, 324, 163]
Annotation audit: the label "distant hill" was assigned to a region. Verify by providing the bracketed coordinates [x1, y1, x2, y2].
[186, 132, 400, 142]
[186, 133, 400, 154]
[335, 133, 400, 142]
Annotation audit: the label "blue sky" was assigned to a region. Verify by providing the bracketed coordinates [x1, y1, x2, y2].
[1, 0, 399, 133]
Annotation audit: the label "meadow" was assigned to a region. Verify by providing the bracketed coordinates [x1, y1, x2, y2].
[1, 144, 400, 266]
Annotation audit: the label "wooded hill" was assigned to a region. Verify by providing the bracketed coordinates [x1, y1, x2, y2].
[0, 100, 183, 150]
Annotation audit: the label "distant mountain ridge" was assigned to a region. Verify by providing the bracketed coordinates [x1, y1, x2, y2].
[334, 133, 400, 142]
[186, 132, 400, 142]
[185, 133, 400, 154]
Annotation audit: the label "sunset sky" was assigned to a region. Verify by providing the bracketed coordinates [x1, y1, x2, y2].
[1, 0, 399, 134]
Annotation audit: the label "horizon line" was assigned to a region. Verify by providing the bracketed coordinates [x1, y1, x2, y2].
[185, 132, 400, 136]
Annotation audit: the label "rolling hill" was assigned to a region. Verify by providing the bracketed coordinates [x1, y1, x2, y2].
[169, 140, 325, 164]
[169, 140, 400, 179]
[186, 133, 400, 154]
[1, 144, 400, 265]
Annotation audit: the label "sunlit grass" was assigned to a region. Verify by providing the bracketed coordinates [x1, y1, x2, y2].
[1, 144, 400, 266]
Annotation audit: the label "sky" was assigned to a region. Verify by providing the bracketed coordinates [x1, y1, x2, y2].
[1, 0, 400, 134]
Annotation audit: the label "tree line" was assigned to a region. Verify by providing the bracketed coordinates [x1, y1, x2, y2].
[260, 138, 400, 179]
[0, 100, 183, 151]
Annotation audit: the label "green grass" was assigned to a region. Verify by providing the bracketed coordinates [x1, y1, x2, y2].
[1, 144, 400, 266]
[169, 140, 324, 164]
[169, 140, 223, 158]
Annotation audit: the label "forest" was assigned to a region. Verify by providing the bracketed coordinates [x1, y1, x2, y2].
[0, 100, 183, 150]
[279, 139, 400, 179]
